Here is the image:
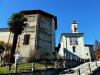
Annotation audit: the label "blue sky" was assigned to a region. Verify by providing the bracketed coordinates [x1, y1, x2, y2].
[0, 0, 100, 46]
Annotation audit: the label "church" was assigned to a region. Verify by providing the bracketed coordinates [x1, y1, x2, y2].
[58, 21, 95, 61]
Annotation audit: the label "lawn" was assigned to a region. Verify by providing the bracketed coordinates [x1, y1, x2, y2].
[0, 63, 54, 74]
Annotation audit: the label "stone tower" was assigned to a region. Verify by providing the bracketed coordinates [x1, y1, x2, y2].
[16, 10, 57, 59]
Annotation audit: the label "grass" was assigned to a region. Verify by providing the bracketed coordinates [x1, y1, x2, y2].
[0, 65, 14, 74]
[0, 63, 54, 74]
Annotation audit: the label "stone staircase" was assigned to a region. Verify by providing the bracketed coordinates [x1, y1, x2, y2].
[59, 61, 100, 75]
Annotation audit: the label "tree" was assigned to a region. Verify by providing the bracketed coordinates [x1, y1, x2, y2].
[94, 40, 100, 60]
[0, 41, 12, 54]
[94, 40, 100, 51]
[0, 41, 12, 66]
[0, 41, 5, 53]
[8, 13, 27, 63]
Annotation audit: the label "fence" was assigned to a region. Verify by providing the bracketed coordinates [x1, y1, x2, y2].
[0, 58, 56, 74]
[0, 57, 84, 74]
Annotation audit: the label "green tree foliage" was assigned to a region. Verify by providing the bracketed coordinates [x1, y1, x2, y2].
[0, 41, 5, 53]
[0, 41, 12, 65]
[0, 41, 12, 53]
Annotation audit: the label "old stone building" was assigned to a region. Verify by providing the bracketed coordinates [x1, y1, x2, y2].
[16, 10, 57, 59]
[0, 10, 57, 60]
[58, 21, 95, 61]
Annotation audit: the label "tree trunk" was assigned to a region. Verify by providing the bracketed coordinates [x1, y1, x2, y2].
[10, 34, 18, 63]
[9, 34, 18, 70]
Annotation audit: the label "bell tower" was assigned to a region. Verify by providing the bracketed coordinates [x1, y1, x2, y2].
[71, 20, 78, 33]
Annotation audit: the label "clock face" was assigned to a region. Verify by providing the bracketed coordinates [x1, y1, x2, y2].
[70, 37, 78, 45]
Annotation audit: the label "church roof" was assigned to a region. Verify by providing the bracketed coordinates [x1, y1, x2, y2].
[61, 33, 84, 37]
[72, 20, 77, 24]
[85, 44, 94, 46]
[20, 10, 57, 30]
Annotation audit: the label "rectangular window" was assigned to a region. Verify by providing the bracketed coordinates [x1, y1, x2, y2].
[72, 46, 76, 52]
[23, 34, 30, 45]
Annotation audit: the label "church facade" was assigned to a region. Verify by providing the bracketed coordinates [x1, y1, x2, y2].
[58, 21, 95, 61]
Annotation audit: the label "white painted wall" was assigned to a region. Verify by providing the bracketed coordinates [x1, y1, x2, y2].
[58, 33, 94, 61]
[66, 36, 85, 59]
[84, 46, 91, 60]
[0, 32, 13, 44]
[58, 36, 65, 58]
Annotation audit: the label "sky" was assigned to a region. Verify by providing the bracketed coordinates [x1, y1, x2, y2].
[0, 0, 100, 46]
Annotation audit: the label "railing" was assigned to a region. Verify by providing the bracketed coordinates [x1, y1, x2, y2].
[0, 57, 87, 74]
